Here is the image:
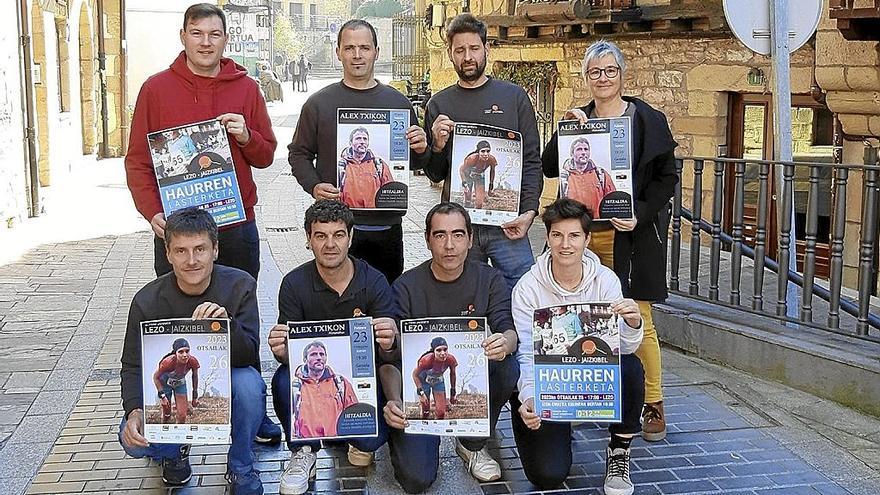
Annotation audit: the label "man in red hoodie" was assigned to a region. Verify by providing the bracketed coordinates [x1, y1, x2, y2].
[124, 2, 282, 453]
[125, 3, 276, 280]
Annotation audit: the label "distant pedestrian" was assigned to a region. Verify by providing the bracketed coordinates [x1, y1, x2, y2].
[298, 54, 310, 92]
[289, 57, 301, 92]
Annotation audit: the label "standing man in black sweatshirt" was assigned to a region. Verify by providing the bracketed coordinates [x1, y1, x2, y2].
[423, 13, 543, 291]
[118, 208, 265, 495]
[288, 19, 428, 283]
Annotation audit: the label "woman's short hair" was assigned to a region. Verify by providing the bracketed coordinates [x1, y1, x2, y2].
[582, 40, 627, 79]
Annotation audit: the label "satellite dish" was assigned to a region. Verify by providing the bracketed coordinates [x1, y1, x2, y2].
[722, 0, 822, 55]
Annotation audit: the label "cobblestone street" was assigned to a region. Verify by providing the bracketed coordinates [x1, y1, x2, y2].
[0, 82, 878, 495]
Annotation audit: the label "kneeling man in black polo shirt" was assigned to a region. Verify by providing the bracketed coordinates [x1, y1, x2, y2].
[266, 200, 399, 495]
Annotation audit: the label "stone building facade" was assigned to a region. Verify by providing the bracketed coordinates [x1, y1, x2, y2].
[2, 0, 127, 228]
[423, 0, 879, 290]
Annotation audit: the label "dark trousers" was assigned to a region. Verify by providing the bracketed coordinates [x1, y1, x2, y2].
[388, 356, 519, 493]
[510, 353, 645, 489]
[271, 364, 388, 454]
[350, 224, 403, 283]
[153, 220, 260, 280]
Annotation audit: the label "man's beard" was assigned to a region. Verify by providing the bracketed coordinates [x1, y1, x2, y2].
[455, 56, 487, 83]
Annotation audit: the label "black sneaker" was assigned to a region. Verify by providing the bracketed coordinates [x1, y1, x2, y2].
[161, 445, 192, 486]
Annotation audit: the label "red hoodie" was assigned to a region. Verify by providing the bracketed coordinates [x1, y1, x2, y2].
[125, 52, 277, 226]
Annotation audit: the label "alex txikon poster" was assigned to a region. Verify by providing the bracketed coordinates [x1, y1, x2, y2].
[401, 317, 490, 437]
[287, 317, 379, 441]
[147, 119, 245, 227]
[336, 108, 410, 211]
[556, 117, 634, 220]
[140, 318, 232, 444]
[532, 302, 622, 422]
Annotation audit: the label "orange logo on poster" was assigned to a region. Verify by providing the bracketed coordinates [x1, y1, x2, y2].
[468, 320, 478, 330]
[211, 321, 222, 332]
[581, 340, 597, 355]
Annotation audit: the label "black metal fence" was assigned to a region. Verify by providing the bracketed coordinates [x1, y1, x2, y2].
[391, 10, 428, 82]
[670, 156, 880, 339]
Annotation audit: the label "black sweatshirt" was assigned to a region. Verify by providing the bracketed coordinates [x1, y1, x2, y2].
[422, 77, 542, 215]
[392, 260, 514, 334]
[288, 81, 427, 226]
[120, 265, 260, 418]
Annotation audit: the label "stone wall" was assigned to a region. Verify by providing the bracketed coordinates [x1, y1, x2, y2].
[815, 0, 880, 138]
[0, 3, 29, 226]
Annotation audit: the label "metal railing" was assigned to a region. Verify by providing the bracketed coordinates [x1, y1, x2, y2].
[670, 156, 880, 339]
[391, 9, 428, 82]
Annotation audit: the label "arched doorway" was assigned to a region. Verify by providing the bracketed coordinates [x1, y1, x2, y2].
[31, 0, 51, 186]
[78, 2, 97, 155]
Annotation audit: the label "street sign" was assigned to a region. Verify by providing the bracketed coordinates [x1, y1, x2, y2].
[722, 0, 822, 55]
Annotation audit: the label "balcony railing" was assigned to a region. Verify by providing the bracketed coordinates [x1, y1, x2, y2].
[670, 156, 880, 339]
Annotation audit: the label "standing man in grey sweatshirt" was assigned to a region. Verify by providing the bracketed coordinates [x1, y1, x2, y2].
[422, 13, 543, 291]
[288, 19, 428, 283]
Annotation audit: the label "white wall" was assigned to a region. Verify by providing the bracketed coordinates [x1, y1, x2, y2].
[0, 3, 29, 224]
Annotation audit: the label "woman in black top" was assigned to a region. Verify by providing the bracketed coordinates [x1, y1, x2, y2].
[541, 40, 678, 452]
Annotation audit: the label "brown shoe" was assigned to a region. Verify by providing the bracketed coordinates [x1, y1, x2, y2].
[642, 401, 667, 442]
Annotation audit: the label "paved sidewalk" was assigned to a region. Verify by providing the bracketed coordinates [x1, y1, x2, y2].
[0, 84, 877, 493]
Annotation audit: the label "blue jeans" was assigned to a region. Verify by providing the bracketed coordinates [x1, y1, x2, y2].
[118, 366, 266, 475]
[154, 220, 260, 280]
[271, 364, 388, 453]
[467, 224, 534, 291]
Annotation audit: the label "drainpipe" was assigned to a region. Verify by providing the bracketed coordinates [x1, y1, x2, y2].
[18, 0, 40, 217]
[119, 0, 128, 153]
[96, 0, 109, 158]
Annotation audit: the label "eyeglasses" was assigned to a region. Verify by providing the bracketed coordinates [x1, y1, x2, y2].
[586, 66, 620, 80]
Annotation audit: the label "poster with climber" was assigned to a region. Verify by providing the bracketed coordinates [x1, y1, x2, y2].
[532, 302, 622, 422]
[449, 123, 522, 226]
[557, 117, 634, 220]
[286, 317, 379, 440]
[140, 318, 232, 444]
[336, 108, 410, 211]
[401, 317, 490, 437]
[148, 119, 245, 227]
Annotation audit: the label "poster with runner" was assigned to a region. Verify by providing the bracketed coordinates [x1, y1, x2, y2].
[141, 318, 231, 444]
[147, 119, 245, 227]
[286, 317, 378, 440]
[556, 117, 633, 220]
[532, 302, 622, 422]
[449, 123, 522, 226]
[401, 317, 489, 436]
[336, 108, 410, 211]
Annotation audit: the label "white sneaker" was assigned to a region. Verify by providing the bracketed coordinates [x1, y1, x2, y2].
[604, 446, 634, 495]
[455, 439, 502, 482]
[279, 446, 317, 495]
[347, 445, 374, 467]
